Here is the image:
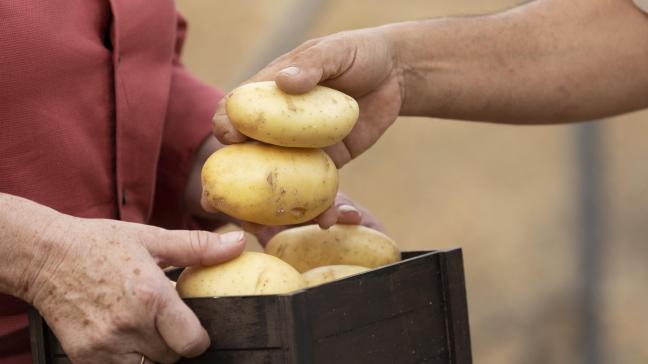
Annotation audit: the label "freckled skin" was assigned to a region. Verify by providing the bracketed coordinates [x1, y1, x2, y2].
[0, 193, 245, 363]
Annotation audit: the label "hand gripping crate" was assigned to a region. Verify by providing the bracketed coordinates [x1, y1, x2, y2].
[29, 249, 472, 364]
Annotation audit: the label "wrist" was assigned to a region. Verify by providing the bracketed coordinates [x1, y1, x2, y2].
[382, 22, 408, 106]
[0, 194, 67, 303]
[381, 20, 436, 116]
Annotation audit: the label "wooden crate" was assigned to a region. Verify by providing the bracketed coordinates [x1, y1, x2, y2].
[29, 249, 471, 363]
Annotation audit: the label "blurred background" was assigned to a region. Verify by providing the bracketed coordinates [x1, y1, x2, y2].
[176, 1, 648, 363]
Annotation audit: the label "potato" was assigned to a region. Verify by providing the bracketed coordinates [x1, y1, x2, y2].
[176, 252, 306, 297]
[202, 143, 338, 225]
[226, 81, 359, 148]
[302, 265, 370, 288]
[265, 224, 400, 273]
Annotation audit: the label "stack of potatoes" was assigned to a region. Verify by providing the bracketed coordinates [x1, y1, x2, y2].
[177, 82, 400, 298]
[201, 81, 357, 226]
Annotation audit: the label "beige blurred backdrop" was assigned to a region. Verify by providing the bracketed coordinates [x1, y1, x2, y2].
[176, 1, 648, 363]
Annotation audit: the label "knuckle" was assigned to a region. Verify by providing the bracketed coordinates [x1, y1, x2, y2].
[212, 121, 229, 141]
[67, 330, 112, 360]
[188, 230, 212, 259]
[133, 282, 163, 310]
[300, 38, 319, 49]
[110, 310, 137, 332]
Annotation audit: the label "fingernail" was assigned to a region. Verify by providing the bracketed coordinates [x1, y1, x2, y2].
[220, 231, 244, 245]
[279, 66, 300, 76]
[338, 204, 360, 216]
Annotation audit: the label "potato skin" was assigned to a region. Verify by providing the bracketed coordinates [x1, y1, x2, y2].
[265, 225, 401, 272]
[176, 252, 306, 297]
[226, 81, 359, 148]
[302, 265, 370, 288]
[202, 143, 338, 225]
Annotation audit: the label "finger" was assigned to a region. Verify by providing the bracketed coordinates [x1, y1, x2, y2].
[332, 192, 364, 224]
[323, 142, 352, 168]
[211, 99, 248, 145]
[135, 332, 180, 364]
[240, 222, 288, 247]
[245, 38, 322, 84]
[337, 205, 363, 225]
[274, 41, 357, 95]
[156, 295, 210, 359]
[340, 82, 402, 160]
[316, 192, 363, 229]
[142, 228, 245, 267]
[315, 205, 338, 229]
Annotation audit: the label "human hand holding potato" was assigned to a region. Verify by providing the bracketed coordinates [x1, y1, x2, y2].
[202, 79, 378, 231]
[212, 28, 403, 168]
[3, 194, 246, 364]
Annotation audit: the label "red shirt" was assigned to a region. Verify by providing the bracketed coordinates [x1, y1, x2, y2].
[0, 1, 223, 362]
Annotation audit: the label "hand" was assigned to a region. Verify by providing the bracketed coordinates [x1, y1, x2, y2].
[238, 192, 385, 246]
[212, 27, 404, 167]
[28, 215, 245, 364]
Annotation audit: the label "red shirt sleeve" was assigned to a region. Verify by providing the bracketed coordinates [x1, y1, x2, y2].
[149, 13, 224, 229]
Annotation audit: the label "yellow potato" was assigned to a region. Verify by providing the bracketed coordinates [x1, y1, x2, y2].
[176, 252, 306, 297]
[302, 265, 370, 288]
[226, 81, 359, 148]
[265, 224, 401, 272]
[202, 143, 338, 225]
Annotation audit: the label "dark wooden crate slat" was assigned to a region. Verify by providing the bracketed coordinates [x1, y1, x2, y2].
[312, 303, 449, 364]
[304, 252, 444, 338]
[401, 251, 436, 260]
[28, 308, 48, 364]
[283, 291, 314, 363]
[185, 295, 284, 349]
[51, 358, 72, 364]
[178, 349, 285, 364]
[439, 249, 472, 364]
[51, 328, 65, 355]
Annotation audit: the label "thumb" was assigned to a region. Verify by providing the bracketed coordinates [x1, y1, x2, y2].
[274, 41, 354, 94]
[275, 65, 322, 94]
[143, 228, 245, 267]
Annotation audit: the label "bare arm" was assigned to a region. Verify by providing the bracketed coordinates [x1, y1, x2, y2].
[213, 0, 648, 166]
[0, 193, 245, 363]
[394, 0, 648, 123]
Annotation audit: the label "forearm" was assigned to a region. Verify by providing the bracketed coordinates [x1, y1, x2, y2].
[0, 193, 61, 301]
[390, 0, 648, 123]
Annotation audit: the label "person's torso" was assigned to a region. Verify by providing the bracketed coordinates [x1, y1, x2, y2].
[0, 1, 178, 361]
